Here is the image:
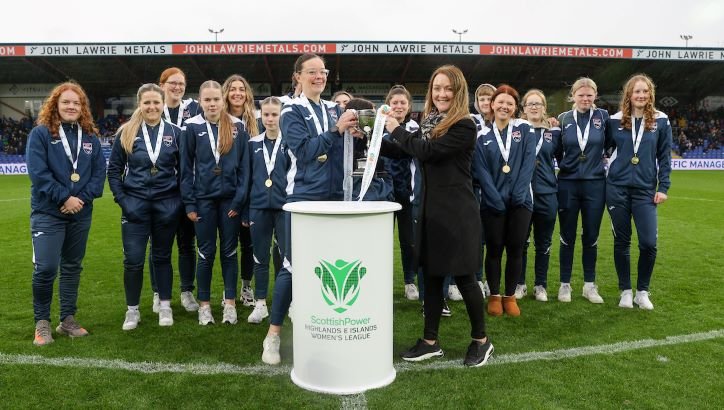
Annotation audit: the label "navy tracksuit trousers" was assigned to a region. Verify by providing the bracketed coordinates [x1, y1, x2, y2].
[521, 192, 557, 288]
[606, 184, 658, 291]
[557, 179, 605, 283]
[194, 198, 241, 302]
[31, 212, 91, 322]
[122, 196, 181, 306]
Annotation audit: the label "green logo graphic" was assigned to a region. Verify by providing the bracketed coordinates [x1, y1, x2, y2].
[314, 259, 367, 313]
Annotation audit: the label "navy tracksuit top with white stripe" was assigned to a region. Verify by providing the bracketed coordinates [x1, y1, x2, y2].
[180, 114, 250, 214]
[26, 123, 106, 219]
[248, 132, 291, 210]
[532, 126, 561, 195]
[280, 96, 344, 202]
[162, 98, 201, 128]
[473, 119, 536, 213]
[556, 108, 609, 180]
[605, 111, 672, 194]
[107, 121, 182, 202]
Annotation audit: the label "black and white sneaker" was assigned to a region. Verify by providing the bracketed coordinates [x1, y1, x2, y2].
[401, 338, 444, 362]
[463, 339, 494, 367]
[441, 301, 452, 317]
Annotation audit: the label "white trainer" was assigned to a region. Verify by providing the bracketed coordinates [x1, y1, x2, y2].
[582, 282, 604, 304]
[158, 306, 174, 326]
[619, 289, 634, 308]
[240, 286, 256, 307]
[222, 303, 238, 324]
[533, 285, 548, 302]
[481, 281, 491, 298]
[180, 291, 199, 312]
[448, 284, 463, 301]
[248, 301, 269, 324]
[404, 283, 419, 300]
[262, 334, 281, 365]
[634, 290, 654, 310]
[514, 284, 528, 299]
[152, 292, 160, 313]
[122, 309, 140, 331]
[558, 283, 572, 302]
[198, 305, 215, 325]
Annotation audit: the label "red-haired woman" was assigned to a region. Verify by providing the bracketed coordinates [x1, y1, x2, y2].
[26, 82, 106, 345]
[605, 74, 671, 310]
[473, 84, 536, 317]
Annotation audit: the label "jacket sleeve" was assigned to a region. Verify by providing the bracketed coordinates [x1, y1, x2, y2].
[77, 136, 106, 204]
[231, 126, 250, 214]
[512, 126, 536, 207]
[25, 127, 71, 207]
[554, 113, 565, 164]
[389, 119, 476, 163]
[281, 106, 337, 162]
[474, 137, 506, 213]
[656, 118, 673, 194]
[106, 136, 127, 202]
[180, 126, 197, 214]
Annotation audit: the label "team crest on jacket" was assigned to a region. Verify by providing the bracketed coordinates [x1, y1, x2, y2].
[232, 126, 239, 139]
[544, 132, 553, 142]
[182, 109, 191, 119]
[651, 122, 658, 131]
[593, 118, 602, 129]
[163, 135, 173, 147]
[512, 130, 521, 142]
[82, 142, 93, 155]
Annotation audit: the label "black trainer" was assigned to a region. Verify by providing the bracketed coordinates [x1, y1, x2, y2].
[463, 339, 494, 367]
[401, 338, 444, 362]
[441, 300, 452, 317]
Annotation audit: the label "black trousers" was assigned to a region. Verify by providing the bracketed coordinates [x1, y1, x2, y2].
[424, 272, 486, 341]
[482, 207, 532, 296]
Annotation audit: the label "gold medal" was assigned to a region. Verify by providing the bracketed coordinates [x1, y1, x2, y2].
[579, 153, 587, 162]
[317, 154, 328, 162]
[502, 164, 511, 174]
[150, 166, 158, 175]
[535, 160, 540, 167]
[631, 156, 640, 165]
[70, 172, 80, 182]
[265, 178, 273, 188]
[213, 166, 222, 176]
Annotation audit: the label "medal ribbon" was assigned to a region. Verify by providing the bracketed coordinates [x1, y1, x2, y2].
[58, 124, 82, 175]
[142, 121, 165, 168]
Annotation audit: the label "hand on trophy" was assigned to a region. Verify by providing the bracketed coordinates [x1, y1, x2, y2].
[336, 110, 359, 136]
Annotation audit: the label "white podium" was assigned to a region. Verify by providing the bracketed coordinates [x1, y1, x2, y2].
[283, 201, 401, 395]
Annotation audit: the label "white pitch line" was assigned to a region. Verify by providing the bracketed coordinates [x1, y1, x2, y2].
[0, 329, 721, 378]
[674, 196, 724, 203]
[0, 197, 28, 202]
[395, 328, 724, 371]
[340, 393, 368, 409]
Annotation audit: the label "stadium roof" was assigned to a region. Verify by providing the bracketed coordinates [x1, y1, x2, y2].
[1, 41, 723, 99]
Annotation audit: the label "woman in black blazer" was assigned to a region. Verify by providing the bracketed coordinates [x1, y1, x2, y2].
[382, 65, 493, 367]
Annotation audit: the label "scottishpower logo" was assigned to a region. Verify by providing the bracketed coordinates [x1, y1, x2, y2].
[314, 259, 367, 313]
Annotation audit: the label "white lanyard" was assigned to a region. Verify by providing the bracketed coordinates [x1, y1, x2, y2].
[205, 121, 220, 166]
[493, 123, 512, 163]
[58, 124, 82, 173]
[164, 102, 184, 128]
[536, 128, 545, 156]
[572, 110, 593, 153]
[631, 117, 645, 157]
[299, 93, 328, 135]
[142, 121, 165, 167]
[262, 133, 282, 177]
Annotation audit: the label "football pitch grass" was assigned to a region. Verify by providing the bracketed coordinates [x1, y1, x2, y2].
[1, 171, 722, 409]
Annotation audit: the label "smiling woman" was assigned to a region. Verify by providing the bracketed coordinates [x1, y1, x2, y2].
[107, 84, 185, 330]
[26, 82, 106, 346]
